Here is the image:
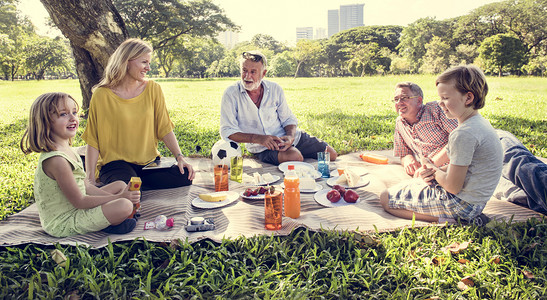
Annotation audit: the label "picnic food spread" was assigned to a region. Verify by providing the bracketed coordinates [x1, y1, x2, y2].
[199, 193, 228, 202]
[359, 152, 389, 164]
[300, 177, 316, 190]
[326, 185, 359, 204]
[335, 169, 361, 187]
[243, 172, 277, 185]
[243, 186, 275, 197]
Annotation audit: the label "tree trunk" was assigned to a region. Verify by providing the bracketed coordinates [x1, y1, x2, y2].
[294, 61, 302, 79]
[39, 0, 128, 111]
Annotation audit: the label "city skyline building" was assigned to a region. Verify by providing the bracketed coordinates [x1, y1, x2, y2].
[296, 27, 314, 40]
[328, 3, 365, 37]
[339, 3, 364, 31]
[315, 27, 327, 40]
[327, 9, 339, 38]
[217, 31, 239, 49]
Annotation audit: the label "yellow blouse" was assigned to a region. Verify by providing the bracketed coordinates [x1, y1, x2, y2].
[82, 80, 174, 173]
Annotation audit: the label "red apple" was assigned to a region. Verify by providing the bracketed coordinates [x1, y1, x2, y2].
[344, 190, 359, 203]
[326, 190, 341, 203]
[332, 184, 346, 197]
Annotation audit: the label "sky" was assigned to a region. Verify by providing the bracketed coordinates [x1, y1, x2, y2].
[18, 0, 503, 44]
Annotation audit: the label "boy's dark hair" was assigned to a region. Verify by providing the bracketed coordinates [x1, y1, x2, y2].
[436, 65, 488, 109]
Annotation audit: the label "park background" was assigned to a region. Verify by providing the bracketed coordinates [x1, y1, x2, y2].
[1, 0, 547, 298]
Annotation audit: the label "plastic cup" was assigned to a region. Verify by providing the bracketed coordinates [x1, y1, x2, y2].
[264, 190, 283, 230]
[214, 164, 229, 192]
[317, 151, 330, 178]
[230, 156, 243, 183]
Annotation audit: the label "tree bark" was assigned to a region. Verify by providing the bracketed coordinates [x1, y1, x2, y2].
[39, 0, 128, 111]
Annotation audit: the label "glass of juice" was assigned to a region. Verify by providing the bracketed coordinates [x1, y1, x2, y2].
[264, 190, 283, 230]
[230, 156, 243, 183]
[214, 164, 229, 192]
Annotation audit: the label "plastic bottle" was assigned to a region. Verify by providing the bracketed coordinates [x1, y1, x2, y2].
[144, 215, 174, 230]
[283, 165, 300, 218]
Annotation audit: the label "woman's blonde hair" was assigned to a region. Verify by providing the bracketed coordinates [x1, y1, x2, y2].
[93, 38, 153, 91]
[20, 92, 79, 155]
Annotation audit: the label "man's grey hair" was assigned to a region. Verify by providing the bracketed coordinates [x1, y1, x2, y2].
[395, 82, 423, 98]
[239, 50, 268, 69]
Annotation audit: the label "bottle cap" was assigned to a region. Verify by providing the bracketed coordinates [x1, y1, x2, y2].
[288, 165, 295, 170]
[166, 218, 175, 228]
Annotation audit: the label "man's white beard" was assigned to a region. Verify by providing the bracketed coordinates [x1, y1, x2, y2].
[242, 79, 262, 92]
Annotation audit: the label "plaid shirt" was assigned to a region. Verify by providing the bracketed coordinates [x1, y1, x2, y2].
[393, 101, 458, 159]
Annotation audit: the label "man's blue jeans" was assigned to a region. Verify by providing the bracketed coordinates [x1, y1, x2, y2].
[498, 130, 547, 214]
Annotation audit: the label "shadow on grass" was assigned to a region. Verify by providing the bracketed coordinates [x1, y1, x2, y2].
[298, 111, 397, 154]
[0, 118, 28, 149]
[488, 114, 547, 157]
[0, 118, 36, 220]
[165, 111, 399, 157]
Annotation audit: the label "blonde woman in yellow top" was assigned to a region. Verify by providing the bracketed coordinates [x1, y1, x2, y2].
[82, 38, 195, 190]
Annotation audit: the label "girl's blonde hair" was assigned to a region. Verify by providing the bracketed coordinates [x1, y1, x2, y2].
[93, 38, 153, 91]
[20, 92, 79, 155]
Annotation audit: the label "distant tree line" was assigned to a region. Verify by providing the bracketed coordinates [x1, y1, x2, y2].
[2, 0, 546, 83]
[0, 0, 73, 80]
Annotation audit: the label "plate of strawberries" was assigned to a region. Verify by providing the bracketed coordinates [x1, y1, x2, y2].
[240, 186, 276, 200]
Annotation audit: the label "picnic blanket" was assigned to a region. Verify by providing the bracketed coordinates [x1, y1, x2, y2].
[0, 150, 543, 249]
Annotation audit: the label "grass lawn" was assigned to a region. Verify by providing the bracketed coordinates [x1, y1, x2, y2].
[0, 76, 546, 298]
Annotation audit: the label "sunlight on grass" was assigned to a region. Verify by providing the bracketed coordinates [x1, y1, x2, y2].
[0, 77, 546, 298]
[0, 76, 546, 219]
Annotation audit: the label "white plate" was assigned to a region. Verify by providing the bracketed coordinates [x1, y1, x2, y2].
[242, 174, 281, 186]
[192, 191, 239, 209]
[326, 176, 370, 189]
[330, 166, 369, 177]
[278, 161, 321, 179]
[278, 161, 314, 172]
[240, 191, 266, 200]
[313, 189, 360, 208]
[256, 175, 281, 186]
[280, 182, 323, 193]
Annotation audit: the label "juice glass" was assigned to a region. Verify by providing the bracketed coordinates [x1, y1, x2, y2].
[214, 164, 229, 192]
[230, 156, 243, 183]
[264, 190, 283, 230]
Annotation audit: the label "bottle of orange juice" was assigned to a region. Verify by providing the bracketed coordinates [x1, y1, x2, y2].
[284, 165, 300, 218]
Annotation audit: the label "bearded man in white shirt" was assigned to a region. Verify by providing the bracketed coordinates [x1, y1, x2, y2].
[220, 50, 337, 165]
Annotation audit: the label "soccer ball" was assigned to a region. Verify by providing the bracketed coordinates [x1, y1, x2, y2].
[211, 139, 242, 165]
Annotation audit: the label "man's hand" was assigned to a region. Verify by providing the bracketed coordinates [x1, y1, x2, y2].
[402, 155, 421, 176]
[278, 135, 295, 152]
[254, 134, 284, 150]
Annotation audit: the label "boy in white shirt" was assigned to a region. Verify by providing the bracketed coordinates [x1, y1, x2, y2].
[380, 65, 503, 225]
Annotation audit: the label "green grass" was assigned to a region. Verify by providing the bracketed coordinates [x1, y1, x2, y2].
[1, 221, 546, 298]
[0, 76, 546, 298]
